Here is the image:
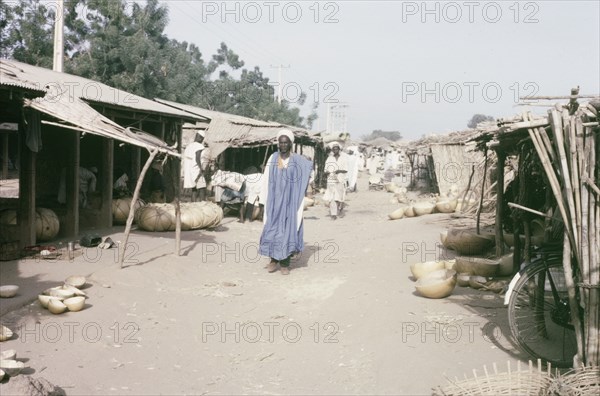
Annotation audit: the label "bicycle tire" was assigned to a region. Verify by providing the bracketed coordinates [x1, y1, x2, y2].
[507, 260, 577, 368]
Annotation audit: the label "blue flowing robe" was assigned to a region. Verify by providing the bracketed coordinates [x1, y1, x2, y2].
[259, 152, 313, 261]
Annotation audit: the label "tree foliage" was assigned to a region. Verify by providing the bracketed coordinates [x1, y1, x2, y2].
[467, 114, 494, 129]
[361, 129, 402, 142]
[1, 0, 317, 128]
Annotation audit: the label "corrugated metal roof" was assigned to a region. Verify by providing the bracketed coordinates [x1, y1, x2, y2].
[0, 60, 200, 121]
[25, 92, 178, 156]
[155, 98, 280, 127]
[0, 62, 46, 94]
[155, 98, 320, 148]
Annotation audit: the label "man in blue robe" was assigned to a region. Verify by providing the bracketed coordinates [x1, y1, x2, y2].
[259, 129, 313, 275]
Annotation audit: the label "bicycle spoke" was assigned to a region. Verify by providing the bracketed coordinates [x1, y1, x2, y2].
[507, 261, 577, 368]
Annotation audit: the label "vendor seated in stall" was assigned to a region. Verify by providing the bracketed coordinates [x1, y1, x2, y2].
[211, 169, 247, 219]
[211, 167, 264, 223]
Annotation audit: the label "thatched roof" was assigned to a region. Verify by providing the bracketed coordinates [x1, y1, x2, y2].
[362, 136, 398, 148]
[407, 129, 483, 148]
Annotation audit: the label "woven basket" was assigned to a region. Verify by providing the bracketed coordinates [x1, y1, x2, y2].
[434, 360, 554, 396]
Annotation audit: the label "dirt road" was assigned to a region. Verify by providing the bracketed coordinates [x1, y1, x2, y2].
[0, 174, 525, 395]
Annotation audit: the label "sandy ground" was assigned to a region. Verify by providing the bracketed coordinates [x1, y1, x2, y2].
[0, 172, 528, 395]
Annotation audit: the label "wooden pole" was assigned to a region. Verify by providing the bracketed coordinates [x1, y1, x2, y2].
[460, 165, 475, 213]
[1, 133, 8, 179]
[99, 138, 114, 228]
[507, 202, 552, 218]
[551, 110, 579, 253]
[520, 94, 599, 100]
[64, 129, 80, 238]
[120, 149, 158, 268]
[528, 128, 573, 240]
[476, 148, 489, 234]
[563, 233, 585, 368]
[494, 151, 505, 256]
[18, 128, 36, 247]
[174, 171, 181, 256]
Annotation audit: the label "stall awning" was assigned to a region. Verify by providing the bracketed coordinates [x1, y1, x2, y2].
[25, 95, 179, 156]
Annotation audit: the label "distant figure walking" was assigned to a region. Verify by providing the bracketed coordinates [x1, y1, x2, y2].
[323, 142, 348, 219]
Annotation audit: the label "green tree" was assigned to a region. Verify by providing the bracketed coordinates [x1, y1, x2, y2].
[2, 0, 317, 128]
[0, 0, 15, 59]
[201, 47, 316, 128]
[467, 114, 494, 128]
[2, 0, 55, 67]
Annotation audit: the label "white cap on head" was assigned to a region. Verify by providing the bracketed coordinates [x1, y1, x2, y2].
[197, 130, 206, 138]
[329, 141, 341, 149]
[277, 129, 294, 144]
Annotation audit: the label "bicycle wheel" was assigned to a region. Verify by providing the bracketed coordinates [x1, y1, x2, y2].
[507, 261, 577, 368]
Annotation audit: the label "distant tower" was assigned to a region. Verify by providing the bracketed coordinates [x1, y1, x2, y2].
[270, 64, 290, 104]
[326, 103, 349, 134]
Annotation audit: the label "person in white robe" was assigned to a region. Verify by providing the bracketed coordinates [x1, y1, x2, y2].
[323, 142, 348, 219]
[183, 131, 210, 201]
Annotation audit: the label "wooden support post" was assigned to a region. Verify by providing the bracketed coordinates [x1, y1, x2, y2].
[495, 151, 506, 257]
[460, 165, 475, 213]
[99, 138, 114, 228]
[175, 164, 181, 256]
[120, 149, 158, 268]
[1, 133, 8, 179]
[131, 147, 141, 188]
[477, 148, 489, 234]
[18, 131, 36, 247]
[512, 220, 522, 274]
[174, 125, 182, 256]
[64, 131, 80, 237]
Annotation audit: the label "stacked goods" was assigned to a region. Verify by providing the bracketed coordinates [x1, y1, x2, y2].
[409, 260, 446, 279]
[112, 197, 145, 224]
[388, 207, 405, 220]
[414, 269, 457, 299]
[0, 325, 13, 341]
[35, 208, 60, 241]
[413, 201, 435, 216]
[444, 228, 495, 255]
[0, 208, 60, 242]
[435, 199, 458, 213]
[136, 202, 223, 232]
[38, 276, 88, 314]
[455, 256, 500, 277]
[136, 203, 175, 232]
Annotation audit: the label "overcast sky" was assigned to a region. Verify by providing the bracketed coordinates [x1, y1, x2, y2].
[161, 1, 600, 140]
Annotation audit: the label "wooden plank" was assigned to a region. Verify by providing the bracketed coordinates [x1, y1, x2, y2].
[98, 138, 114, 228]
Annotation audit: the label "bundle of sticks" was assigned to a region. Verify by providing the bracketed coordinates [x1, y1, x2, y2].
[526, 100, 599, 367]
